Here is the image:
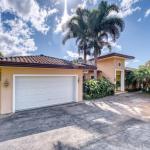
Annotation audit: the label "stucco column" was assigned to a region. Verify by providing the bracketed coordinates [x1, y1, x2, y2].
[121, 70, 125, 91]
[0, 68, 13, 114]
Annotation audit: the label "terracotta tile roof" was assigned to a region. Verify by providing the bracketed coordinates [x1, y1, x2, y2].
[0, 55, 96, 69]
[89, 52, 135, 61]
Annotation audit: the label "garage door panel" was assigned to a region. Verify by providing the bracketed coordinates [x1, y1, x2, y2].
[15, 76, 76, 111]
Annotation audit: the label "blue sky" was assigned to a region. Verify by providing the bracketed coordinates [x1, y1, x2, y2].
[0, 0, 150, 68]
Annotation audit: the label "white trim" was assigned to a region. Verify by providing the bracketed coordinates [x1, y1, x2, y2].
[13, 74, 79, 112]
[121, 70, 125, 91]
[13, 75, 15, 113]
[13, 74, 78, 77]
[115, 69, 125, 92]
[97, 56, 126, 62]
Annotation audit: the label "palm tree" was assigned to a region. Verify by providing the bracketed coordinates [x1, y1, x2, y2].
[87, 1, 125, 78]
[63, 1, 124, 78]
[63, 7, 90, 63]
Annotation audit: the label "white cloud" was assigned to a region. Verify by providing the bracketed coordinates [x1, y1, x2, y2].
[125, 59, 140, 67]
[120, 0, 141, 18]
[137, 18, 142, 22]
[78, 0, 87, 9]
[0, 19, 37, 56]
[120, 0, 140, 8]
[145, 9, 150, 17]
[0, 0, 58, 34]
[102, 42, 122, 55]
[55, 0, 88, 33]
[109, 0, 141, 18]
[110, 42, 122, 51]
[55, 0, 75, 34]
[133, 59, 140, 63]
[0, 0, 59, 56]
[66, 50, 79, 59]
[119, 6, 141, 18]
[55, 14, 71, 33]
[64, 50, 92, 61]
[125, 61, 129, 66]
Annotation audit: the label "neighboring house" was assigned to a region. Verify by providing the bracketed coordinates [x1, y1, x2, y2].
[0, 53, 134, 115]
[0, 55, 95, 114]
[84, 53, 135, 92]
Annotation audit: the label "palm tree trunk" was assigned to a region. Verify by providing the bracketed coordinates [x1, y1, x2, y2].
[84, 49, 87, 64]
[94, 52, 97, 79]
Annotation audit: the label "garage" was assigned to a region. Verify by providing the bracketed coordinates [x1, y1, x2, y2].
[14, 75, 77, 111]
[0, 55, 96, 114]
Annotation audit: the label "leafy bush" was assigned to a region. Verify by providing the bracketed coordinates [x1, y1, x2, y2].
[83, 78, 115, 100]
[125, 66, 150, 93]
[142, 87, 150, 94]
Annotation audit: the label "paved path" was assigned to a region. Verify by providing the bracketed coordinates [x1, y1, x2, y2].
[0, 92, 150, 150]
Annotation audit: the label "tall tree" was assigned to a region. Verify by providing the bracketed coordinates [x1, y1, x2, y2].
[63, 1, 124, 78]
[87, 1, 124, 78]
[63, 7, 90, 63]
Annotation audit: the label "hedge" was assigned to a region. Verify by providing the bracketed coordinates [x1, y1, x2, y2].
[83, 77, 115, 100]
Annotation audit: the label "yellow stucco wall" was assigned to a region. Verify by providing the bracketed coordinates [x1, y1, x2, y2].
[97, 57, 125, 84]
[0, 67, 83, 114]
[84, 71, 102, 80]
[84, 71, 94, 80]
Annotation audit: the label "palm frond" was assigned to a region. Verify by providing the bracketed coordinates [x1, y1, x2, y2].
[62, 0, 125, 64]
[108, 4, 119, 13]
[102, 17, 125, 32]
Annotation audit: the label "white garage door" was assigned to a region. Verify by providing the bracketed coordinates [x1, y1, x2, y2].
[14, 75, 77, 111]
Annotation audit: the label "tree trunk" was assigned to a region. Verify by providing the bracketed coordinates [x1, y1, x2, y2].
[84, 49, 87, 64]
[94, 52, 97, 79]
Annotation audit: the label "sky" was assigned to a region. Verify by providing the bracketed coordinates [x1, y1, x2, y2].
[0, 0, 150, 68]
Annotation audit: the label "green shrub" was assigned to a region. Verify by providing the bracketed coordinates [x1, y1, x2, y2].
[142, 87, 150, 93]
[83, 77, 115, 100]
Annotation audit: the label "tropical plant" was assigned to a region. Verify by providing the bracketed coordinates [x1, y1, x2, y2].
[63, 7, 91, 63]
[125, 71, 137, 90]
[116, 80, 121, 90]
[87, 1, 124, 78]
[126, 66, 150, 93]
[83, 77, 115, 100]
[140, 60, 150, 68]
[63, 1, 124, 78]
[134, 66, 150, 92]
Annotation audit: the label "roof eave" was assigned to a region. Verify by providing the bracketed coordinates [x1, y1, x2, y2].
[0, 62, 94, 70]
[89, 53, 135, 61]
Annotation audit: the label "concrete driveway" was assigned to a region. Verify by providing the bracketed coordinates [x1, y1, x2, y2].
[0, 92, 150, 150]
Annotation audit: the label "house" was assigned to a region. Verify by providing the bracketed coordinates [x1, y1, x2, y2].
[0, 53, 134, 115]
[0, 55, 95, 114]
[84, 53, 135, 91]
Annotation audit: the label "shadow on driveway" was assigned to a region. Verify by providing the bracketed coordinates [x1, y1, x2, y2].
[0, 102, 121, 142]
[0, 92, 150, 150]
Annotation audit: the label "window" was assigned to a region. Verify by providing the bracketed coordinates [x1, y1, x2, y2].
[91, 76, 94, 79]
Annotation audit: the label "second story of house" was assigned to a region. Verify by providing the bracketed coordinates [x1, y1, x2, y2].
[96, 53, 134, 83]
[84, 52, 135, 83]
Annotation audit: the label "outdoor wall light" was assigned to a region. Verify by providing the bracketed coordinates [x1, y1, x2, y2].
[4, 80, 9, 88]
